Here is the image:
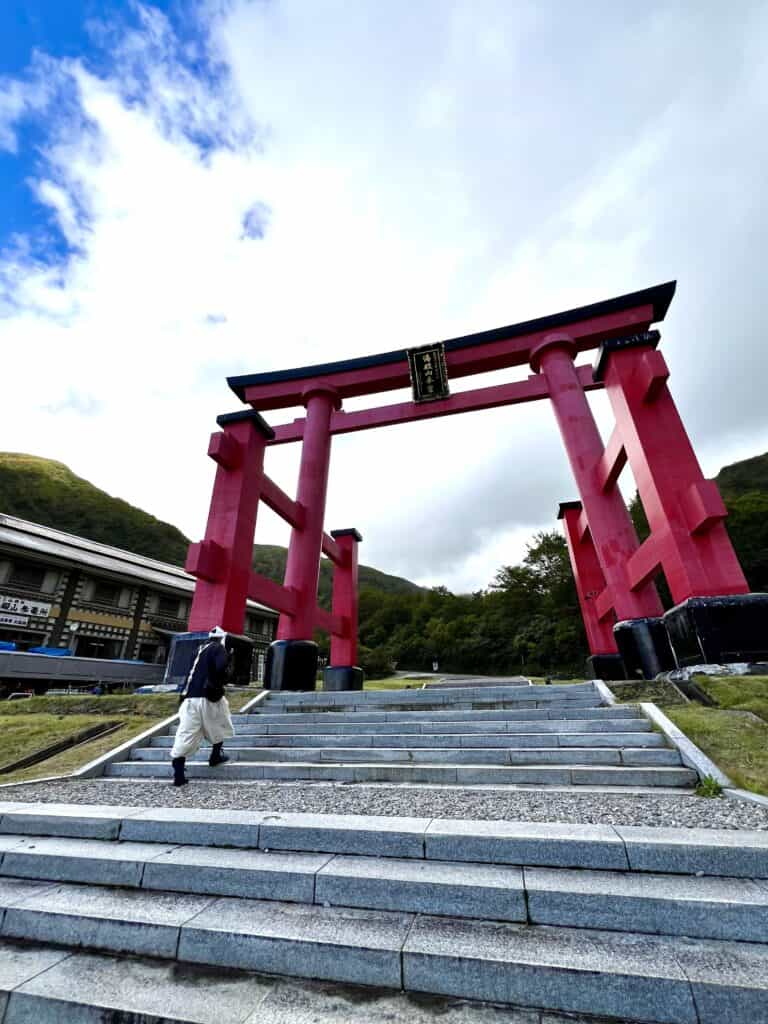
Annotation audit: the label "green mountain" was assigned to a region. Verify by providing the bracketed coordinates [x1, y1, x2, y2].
[251, 543, 422, 607]
[715, 452, 768, 592]
[0, 453, 190, 564]
[630, 451, 768, 593]
[716, 451, 768, 497]
[0, 453, 422, 599]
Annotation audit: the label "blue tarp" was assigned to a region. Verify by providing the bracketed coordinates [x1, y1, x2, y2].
[0, 641, 16, 651]
[27, 647, 73, 656]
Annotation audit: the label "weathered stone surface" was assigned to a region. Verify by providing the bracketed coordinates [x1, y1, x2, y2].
[259, 812, 430, 858]
[179, 897, 412, 989]
[569, 767, 696, 787]
[0, 836, 176, 888]
[2, 882, 213, 959]
[403, 917, 697, 1023]
[250, 977, 539, 1024]
[616, 825, 768, 877]
[0, 940, 69, 996]
[673, 935, 768, 1024]
[425, 820, 628, 870]
[120, 806, 266, 848]
[0, 878, 60, 908]
[525, 866, 768, 941]
[0, 803, 137, 840]
[144, 845, 332, 902]
[316, 856, 525, 921]
[5, 948, 272, 1024]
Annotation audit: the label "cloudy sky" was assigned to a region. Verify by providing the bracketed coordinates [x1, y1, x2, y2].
[1, 0, 767, 592]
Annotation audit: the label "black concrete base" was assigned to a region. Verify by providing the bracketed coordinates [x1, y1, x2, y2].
[164, 631, 255, 689]
[264, 639, 318, 691]
[613, 617, 676, 680]
[323, 666, 364, 691]
[586, 654, 627, 681]
[663, 594, 768, 667]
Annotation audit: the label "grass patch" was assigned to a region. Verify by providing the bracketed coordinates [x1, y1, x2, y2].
[0, 688, 262, 786]
[695, 775, 724, 798]
[664, 706, 768, 796]
[694, 675, 768, 723]
[608, 680, 688, 706]
[529, 677, 584, 686]
[0, 689, 262, 718]
[0, 714, 116, 769]
[0, 716, 160, 785]
[364, 676, 426, 690]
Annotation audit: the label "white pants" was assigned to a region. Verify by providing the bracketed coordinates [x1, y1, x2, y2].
[171, 697, 235, 759]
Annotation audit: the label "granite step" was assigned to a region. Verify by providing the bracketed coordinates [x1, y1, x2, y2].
[254, 701, 604, 716]
[150, 729, 666, 749]
[261, 682, 592, 704]
[3, 804, 768, 877]
[2, 835, 765, 940]
[0, 881, 766, 1022]
[105, 760, 697, 787]
[0, 940, 574, 1024]
[252, 698, 603, 717]
[235, 706, 640, 723]
[0, 941, 270, 1024]
[197, 716, 653, 734]
[0, 835, 526, 921]
[131, 745, 682, 767]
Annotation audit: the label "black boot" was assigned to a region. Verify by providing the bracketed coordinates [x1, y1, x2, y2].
[208, 742, 230, 767]
[172, 756, 188, 787]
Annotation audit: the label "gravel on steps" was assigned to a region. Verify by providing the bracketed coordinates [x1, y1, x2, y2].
[2, 777, 768, 829]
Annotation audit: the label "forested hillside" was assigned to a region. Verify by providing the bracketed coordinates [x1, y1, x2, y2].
[1, 449, 765, 677]
[0, 453, 190, 564]
[0, 453, 421, 598]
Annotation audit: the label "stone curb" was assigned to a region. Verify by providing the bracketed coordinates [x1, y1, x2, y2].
[237, 690, 269, 713]
[724, 788, 768, 809]
[639, 703, 732, 788]
[74, 713, 180, 780]
[591, 679, 616, 706]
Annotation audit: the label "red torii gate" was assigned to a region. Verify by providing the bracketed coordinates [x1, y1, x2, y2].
[184, 281, 767, 689]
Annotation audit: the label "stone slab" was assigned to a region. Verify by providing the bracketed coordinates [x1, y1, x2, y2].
[0, 940, 69, 995]
[120, 807, 266, 848]
[249, 975, 538, 1024]
[0, 804, 139, 840]
[525, 867, 768, 942]
[259, 813, 430, 858]
[619, 749, 682, 766]
[616, 825, 768, 878]
[570, 767, 695, 787]
[0, 836, 177, 888]
[179, 897, 412, 989]
[0, 878, 61, 908]
[425, 820, 629, 870]
[674, 936, 768, 1024]
[5, 948, 272, 1024]
[2, 883, 213, 959]
[144, 846, 333, 902]
[316, 856, 526, 921]
[402, 917, 697, 1023]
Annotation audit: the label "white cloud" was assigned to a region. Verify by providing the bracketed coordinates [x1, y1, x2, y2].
[1, 0, 767, 593]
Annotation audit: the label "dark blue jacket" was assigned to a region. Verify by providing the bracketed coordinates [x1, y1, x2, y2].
[182, 642, 228, 702]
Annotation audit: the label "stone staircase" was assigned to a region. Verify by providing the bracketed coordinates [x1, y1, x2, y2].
[0, 800, 766, 1021]
[105, 682, 698, 789]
